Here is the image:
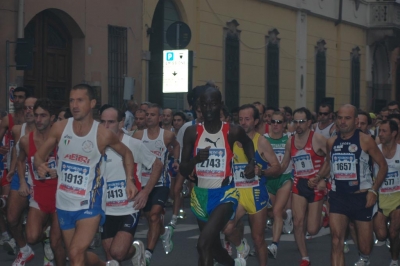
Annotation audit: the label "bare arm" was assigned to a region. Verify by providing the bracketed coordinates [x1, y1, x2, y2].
[229, 125, 255, 179]
[365, 135, 387, 192]
[179, 126, 200, 177]
[166, 131, 180, 169]
[257, 137, 281, 177]
[134, 159, 162, 209]
[7, 126, 22, 178]
[17, 136, 30, 197]
[280, 137, 292, 175]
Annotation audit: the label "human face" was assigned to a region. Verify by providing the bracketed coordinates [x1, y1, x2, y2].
[378, 123, 396, 145]
[173, 115, 184, 130]
[146, 107, 161, 128]
[381, 110, 389, 121]
[285, 112, 292, 122]
[264, 110, 274, 124]
[163, 109, 173, 126]
[24, 98, 37, 123]
[357, 114, 369, 134]
[254, 104, 264, 119]
[271, 114, 285, 134]
[200, 91, 221, 122]
[220, 110, 228, 122]
[141, 104, 149, 113]
[293, 112, 310, 135]
[134, 111, 146, 130]
[13, 91, 26, 110]
[239, 108, 258, 135]
[336, 106, 358, 134]
[195, 107, 203, 123]
[388, 105, 400, 114]
[232, 112, 239, 124]
[34, 107, 53, 131]
[100, 109, 120, 134]
[69, 89, 95, 121]
[318, 106, 331, 123]
[57, 111, 66, 121]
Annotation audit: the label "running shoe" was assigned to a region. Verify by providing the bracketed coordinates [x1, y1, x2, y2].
[4, 238, 17, 255]
[237, 238, 250, 259]
[131, 240, 145, 266]
[12, 250, 35, 266]
[0, 232, 10, 245]
[249, 246, 257, 257]
[169, 215, 178, 228]
[300, 259, 311, 266]
[178, 209, 186, 219]
[305, 232, 312, 240]
[386, 238, 391, 249]
[344, 241, 350, 254]
[390, 261, 399, 266]
[283, 209, 293, 234]
[145, 250, 152, 266]
[354, 257, 370, 266]
[266, 219, 273, 229]
[161, 225, 174, 254]
[224, 240, 233, 256]
[43, 238, 54, 261]
[267, 243, 278, 259]
[234, 258, 246, 266]
[322, 204, 329, 228]
[105, 260, 119, 266]
[43, 257, 54, 266]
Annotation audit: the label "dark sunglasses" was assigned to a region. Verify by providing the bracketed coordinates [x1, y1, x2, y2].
[271, 119, 283, 125]
[318, 112, 330, 116]
[292, 119, 307, 124]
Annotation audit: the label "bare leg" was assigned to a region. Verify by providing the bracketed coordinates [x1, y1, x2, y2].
[292, 194, 308, 258]
[330, 213, 349, 266]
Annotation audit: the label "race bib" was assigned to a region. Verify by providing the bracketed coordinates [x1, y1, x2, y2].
[196, 148, 226, 179]
[380, 170, 400, 194]
[31, 157, 56, 180]
[106, 180, 128, 206]
[332, 153, 357, 180]
[293, 153, 314, 177]
[59, 161, 90, 196]
[233, 163, 259, 188]
[274, 148, 285, 163]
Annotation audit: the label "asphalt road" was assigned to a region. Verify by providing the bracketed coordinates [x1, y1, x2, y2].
[0, 198, 392, 266]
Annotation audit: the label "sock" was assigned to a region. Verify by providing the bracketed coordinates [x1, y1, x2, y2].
[302, 257, 310, 261]
[236, 239, 245, 252]
[20, 245, 30, 253]
[145, 249, 153, 259]
[272, 241, 279, 247]
[172, 214, 177, 220]
[391, 260, 398, 264]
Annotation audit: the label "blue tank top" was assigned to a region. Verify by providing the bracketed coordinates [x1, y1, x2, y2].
[330, 129, 373, 194]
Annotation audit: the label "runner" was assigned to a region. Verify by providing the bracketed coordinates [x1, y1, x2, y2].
[180, 87, 256, 266]
[100, 106, 162, 266]
[264, 111, 294, 259]
[224, 104, 280, 266]
[313, 103, 336, 138]
[34, 84, 136, 266]
[327, 104, 387, 266]
[133, 103, 180, 265]
[131, 109, 146, 132]
[18, 98, 65, 266]
[373, 120, 400, 266]
[280, 107, 330, 266]
[162, 108, 174, 132]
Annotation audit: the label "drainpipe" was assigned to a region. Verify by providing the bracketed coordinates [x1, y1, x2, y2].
[17, 0, 24, 38]
[335, 0, 343, 26]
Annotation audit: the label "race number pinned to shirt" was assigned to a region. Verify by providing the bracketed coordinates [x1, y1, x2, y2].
[332, 153, 357, 180]
[233, 163, 259, 188]
[59, 161, 90, 196]
[31, 156, 57, 180]
[106, 180, 128, 207]
[196, 148, 226, 179]
[293, 151, 314, 177]
[275, 148, 285, 163]
[380, 169, 400, 194]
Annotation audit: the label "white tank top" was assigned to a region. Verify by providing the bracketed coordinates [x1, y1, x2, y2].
[376, 144, 400, 194]
[56, 118, 105, 211]
[15, 123, 31, 185]
[315, 122, 334, 139]
[141, 129, 169, 187]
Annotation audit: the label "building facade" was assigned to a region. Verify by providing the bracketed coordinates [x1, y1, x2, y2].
[1, 0, 399, 113]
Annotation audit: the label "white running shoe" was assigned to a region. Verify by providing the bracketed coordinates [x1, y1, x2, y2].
[267, 243, 278, 259]
[178, 209, 186, 219]
[161, 226, 174, 254]
[305, 232, 312, 240]
[106, 260, 119, 266]
[237, 238, 250, 259]
[234, 258, 246, 266]
[43, 238, 54, 261]
[223, 240, 233, 256]
[0, 233, 10, 245]
[390, 261, 399, 266]
[283, 209, 293, 234]
[131, 240, 145, 266]
[386, 238, 391, 249]
[169, 215, 178, 228]
[12, 249, 35, 266]
[145, 250, 152, 266]
[4, 238, 17, 255]
[43, 256, 54, 266]
[344, 241, 350, 254]
[354, 257, 370, 266]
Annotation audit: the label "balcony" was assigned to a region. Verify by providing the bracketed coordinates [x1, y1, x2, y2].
[370, 1, 400, 28]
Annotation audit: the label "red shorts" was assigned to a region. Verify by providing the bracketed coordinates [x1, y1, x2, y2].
[31, 182, 57, 214]
[292, 177, 324, 203]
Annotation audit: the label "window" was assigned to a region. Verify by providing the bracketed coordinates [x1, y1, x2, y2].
[315, 39, 326, 111]
[224, 20, 240, 110]
[108, 25, 127, 108]
[266, 29, 280, 108]
[351, 47, 361, 108]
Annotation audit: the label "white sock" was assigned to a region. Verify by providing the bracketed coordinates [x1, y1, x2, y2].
[302, 257, 310, 261]
[20, 244, 30, 253]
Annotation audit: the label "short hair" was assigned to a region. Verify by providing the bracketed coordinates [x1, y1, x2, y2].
[231, 106, 239, 114]
[59, 107, 72, 119]
[140, 102, 151, 108]
[14, 87, 32, 98]
[272, 111, 286, 122]
[283, 106, 292, 116]
[319, 103, 332, 113]
[33, 98, 56, 116]
[239, 104, 260, 121]
[266, 106, 279, 112]
[135, 109, 146, 117]
[221, 105, 231, 119]
[72, 84, 96, 100]
[381, 106, 388, 112]
[381, 120, 399, 137]
[203, 87, 221, 102]
[148, 103, 163, 115]
[388, 113, 400, 122]
[253, 102, 265, 114]
[388, 101, 400, 108]
[293, 107, 312, 121]
[173, 111, 187, 122]
[100, 105, 124, 122]
[358, 110, 372, 125]
[99, 104, 113, 115]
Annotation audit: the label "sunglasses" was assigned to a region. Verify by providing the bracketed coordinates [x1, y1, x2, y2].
[318, 112, 330, 116]
[271, 119, 283, 125]
[24, 106, 34, 111]
[292, 119, 307, 124]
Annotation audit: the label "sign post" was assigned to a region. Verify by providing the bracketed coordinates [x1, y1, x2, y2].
[163, 49, 189, 93]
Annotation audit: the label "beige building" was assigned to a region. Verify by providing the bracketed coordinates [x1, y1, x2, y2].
[1, 0, 399, 114]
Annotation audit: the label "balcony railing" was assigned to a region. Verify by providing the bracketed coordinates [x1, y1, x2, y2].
[370, 1, 400, 28]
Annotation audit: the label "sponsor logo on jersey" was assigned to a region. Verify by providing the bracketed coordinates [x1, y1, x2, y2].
[63, 134, 72, 139]
[348, 144, 358, 153]
[64, 139, 70, 146]
[80, 200, 88, 206]
[64, 154, 90, 164]
[82, 140, 94, 153]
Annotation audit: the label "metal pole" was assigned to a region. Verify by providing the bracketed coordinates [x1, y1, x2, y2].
[176, 23, 180, 48]
[6, 40, 9, 112]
